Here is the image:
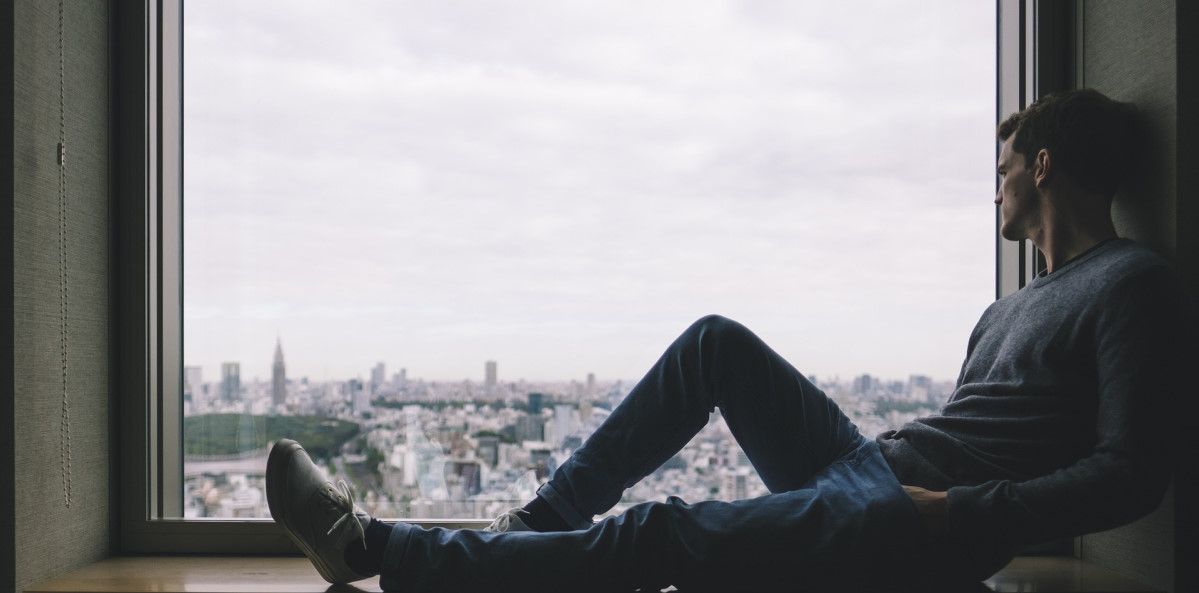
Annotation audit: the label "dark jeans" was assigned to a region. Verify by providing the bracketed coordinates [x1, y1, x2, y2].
[380, 316, 933, 592]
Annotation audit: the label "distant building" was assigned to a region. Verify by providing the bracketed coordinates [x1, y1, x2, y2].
[553, 404, 574, 448]
[349, 378, 371, 416]
[721, 468, 751, 501]
[514, 415, 545, 443]
[451, 461, 482, 497]
[220, 362, 241, 403]
[271, 338, 287, 409]
[527, 392, 545, 415]
[905, 374, 931, 401]
[476, 435, 499, 467]
[586, 373, 595, 398]
[485, 361, 497, 396]
[853, 374, 874, 396]
[732, 449, 751, 468]
[371, 362, 386, 394]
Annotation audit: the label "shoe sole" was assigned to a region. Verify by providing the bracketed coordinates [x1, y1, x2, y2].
[266, 438, 341, 584]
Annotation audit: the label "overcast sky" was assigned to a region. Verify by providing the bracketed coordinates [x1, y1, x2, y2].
[183, 1, 996, 385]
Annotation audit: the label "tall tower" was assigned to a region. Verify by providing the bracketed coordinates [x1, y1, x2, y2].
[371, 362, 386, 394]
[527, 392, 544, 415]
[484, 360, 497, 396]
[272, 338, 287, 409]
[220, 362, 241, 403]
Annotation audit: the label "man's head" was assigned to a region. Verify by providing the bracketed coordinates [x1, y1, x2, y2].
[996, 88, 1140, 201]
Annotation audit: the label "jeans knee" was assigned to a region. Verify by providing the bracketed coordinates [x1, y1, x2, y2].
[686, 314, 756, 350]
[688, 313, 740, 336]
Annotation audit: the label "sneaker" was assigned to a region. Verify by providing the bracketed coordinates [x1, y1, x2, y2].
[267, 438, 372, 584]
[484, 508, 534, 532]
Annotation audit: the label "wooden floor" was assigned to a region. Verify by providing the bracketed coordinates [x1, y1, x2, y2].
[25, 555, 1161, 593]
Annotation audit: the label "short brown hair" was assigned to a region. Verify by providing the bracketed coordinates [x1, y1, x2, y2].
[997, 89, 1141, 199]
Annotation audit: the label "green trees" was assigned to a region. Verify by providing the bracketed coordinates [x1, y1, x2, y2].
[184, 414, 360, 461]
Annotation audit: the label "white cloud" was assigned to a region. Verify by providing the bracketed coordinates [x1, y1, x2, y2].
[183, 0, 995, 383]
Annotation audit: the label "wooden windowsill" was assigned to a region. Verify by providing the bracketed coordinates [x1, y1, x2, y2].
[26, 555, 1161, 593]
[25, 556, 380, 593]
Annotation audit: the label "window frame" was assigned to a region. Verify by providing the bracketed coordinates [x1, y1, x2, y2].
[995, 0, 1079, 557]
[116, 2, 490, 553]
[996, 0, 1077, 297]
[119, 0, 1061, 553]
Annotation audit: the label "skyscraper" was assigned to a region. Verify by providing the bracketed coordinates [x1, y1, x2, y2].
[371, 362, 386, 394]
[484, 360, 497, 396]
[527, 392, 544, 415]
[220, 362, 241, 403]
[272, 338, 287, 409]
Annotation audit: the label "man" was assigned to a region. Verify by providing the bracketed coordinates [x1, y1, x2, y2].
[266, 89, 1193, 591]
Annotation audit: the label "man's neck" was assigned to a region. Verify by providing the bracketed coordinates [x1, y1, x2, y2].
[1033, 213, 1117, 274]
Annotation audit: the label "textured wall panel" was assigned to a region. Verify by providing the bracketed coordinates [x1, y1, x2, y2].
[1084, 0, 1177, 258]
[1079, 1, 1178, 592]
[12, 0, 110, 590]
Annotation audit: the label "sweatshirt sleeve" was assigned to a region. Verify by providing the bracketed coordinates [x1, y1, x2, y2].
[944, 266, 1193, 553]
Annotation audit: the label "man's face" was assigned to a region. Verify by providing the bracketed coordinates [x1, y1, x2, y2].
[994, 134, 1041, 241]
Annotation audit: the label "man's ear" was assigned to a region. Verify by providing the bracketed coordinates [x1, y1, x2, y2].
[1033, 148, 1053, 187]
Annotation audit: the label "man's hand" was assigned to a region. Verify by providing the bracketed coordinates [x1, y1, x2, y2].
[902, 485, 949, 538]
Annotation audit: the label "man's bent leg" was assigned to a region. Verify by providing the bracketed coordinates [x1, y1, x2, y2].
[382, 441, 932, 593]
[539, 315, 862, 526]
[711, 320, 861, 493]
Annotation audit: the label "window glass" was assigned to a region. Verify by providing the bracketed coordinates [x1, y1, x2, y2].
[182, 1, 994, 520]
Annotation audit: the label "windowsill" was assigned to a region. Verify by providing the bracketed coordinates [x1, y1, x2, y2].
[25, 556, 382, 593]
[25, 555, 1162, 593]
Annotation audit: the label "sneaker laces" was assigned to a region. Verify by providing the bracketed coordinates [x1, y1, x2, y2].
[486, 508, 525, 532]
[324, 479, 368, 549]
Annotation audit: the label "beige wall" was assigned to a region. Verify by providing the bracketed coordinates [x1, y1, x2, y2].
[10, 1, 112, 590]
[1077, 2, 1195, 593]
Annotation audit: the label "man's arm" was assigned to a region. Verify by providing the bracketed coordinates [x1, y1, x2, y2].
[903, 485, 948, 538]
[942, 266, 1191, 552]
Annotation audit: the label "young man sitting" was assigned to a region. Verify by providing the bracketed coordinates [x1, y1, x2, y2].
[266, 88, 1194, 592]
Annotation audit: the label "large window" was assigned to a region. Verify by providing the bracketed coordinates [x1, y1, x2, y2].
[179, 0, 995, 522]
[121, 0, 1043, 554]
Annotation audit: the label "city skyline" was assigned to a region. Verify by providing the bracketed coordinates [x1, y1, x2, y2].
[181, 337, 944, 522]
[184, 334, 956, 387]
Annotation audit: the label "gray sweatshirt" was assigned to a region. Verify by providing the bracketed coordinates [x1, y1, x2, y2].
[877, 238, 1194, 574]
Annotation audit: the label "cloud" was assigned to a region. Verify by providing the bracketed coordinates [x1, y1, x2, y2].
[182, 0, 995, 382]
